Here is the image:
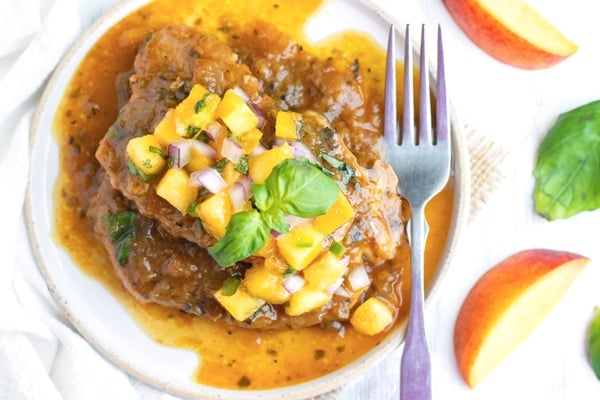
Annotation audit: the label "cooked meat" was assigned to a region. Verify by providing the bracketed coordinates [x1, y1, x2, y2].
[91, 24, 405, 329]
[96, 25, 275, 248]
[88, 170, 363, 329]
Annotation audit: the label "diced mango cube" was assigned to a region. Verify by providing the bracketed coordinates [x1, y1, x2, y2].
[196, 191, 232, 239]
[275, 110, 302, 140]
[221, 161, 242, 186]
[177, 85, 221, 133]
[186, 148, 214, 172]
[285, 285, 332, 316]
[350, 297, 394, 336]
[153, 109, 180, 146]
[126, 134, 167, 175]
[216, 89, 258, 136]
[238, 128, 263, 153]
[156, 168, 197, 214]
[303, 252, 349, 290]
[248, 143, 294, 184]
[276, 225, 324, 270]
[243, 261, 290, 304]
[312, 191, 355, 236]
[255, 236, 276, 258]
[214, 284, 265, 322]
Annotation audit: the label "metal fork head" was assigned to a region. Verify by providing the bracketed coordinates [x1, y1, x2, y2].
[383, 24, 451, 206]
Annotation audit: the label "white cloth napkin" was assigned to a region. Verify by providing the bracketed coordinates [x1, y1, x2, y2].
[0, 1, 181, 399]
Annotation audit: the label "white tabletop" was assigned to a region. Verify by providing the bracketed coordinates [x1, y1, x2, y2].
[5, 0, 600, 399]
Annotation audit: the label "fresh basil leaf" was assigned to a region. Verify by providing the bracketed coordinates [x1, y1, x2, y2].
[208, 210, 270, 267]
[266, 158, 338, 217]
[534, 100, 600, 220]
[104, 211, 136, 266]
[252, 183, 270, 211]
[261, 208, 289, 234]
[589, 307, 600, 380]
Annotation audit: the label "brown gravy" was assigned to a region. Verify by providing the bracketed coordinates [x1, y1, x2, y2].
[52, 0, 453, 389]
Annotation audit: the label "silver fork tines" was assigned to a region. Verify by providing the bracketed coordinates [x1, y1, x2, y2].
[384, 24, 451, 400]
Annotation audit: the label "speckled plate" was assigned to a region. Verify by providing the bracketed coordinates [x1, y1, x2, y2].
[25, 0, 470, 398]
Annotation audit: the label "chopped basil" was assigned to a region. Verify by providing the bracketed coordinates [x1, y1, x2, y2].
[213, 158, 229, 172]
[221, 277, 241, 296]
[194, 92, 210, 113]
[104, 211, 136, 266]
[330, 241, 347, 257]
[186, 125, 201, 137]
[126, 158, 152, 181]
[321, 153, 355, 184]
[235, 154, 249, 174]
[149, 145, 167, 159]
[283, 266, 295, 279]
[208, 158, 339, 267]
[186, 201, 198, 217]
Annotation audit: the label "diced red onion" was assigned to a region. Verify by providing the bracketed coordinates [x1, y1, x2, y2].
[189, 168, 227, 193]
[247, 101, 266, 129]
[237, 176, 253, 199]
[233, 86, 266, 129]
[325, 277, 345, 295]
[348, 265, 371, 290]
[221, 138, 243, 164]
[333, 285, 353, 298]
[228, 182, 248, 212]
[285, 215, 314, 229]
[168, 140, 191, 168]
[250, 144, 266, 156]
[204, 121, 224, 142]
[283, 274, 305, 294]
[290, 141, 318, 163]
[270, 229, 283, 239]
[189, 139, 217, 158]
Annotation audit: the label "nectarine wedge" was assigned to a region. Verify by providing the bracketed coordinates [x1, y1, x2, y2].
[454, 249, 589, 387]
[442, 0, 577, 69]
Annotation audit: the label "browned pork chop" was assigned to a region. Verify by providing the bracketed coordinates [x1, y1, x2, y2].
[92, 25, 406, 329]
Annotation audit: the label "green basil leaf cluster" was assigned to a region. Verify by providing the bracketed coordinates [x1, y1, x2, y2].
[534, 100, 600, 220]
[589, 307, 600, 380]
[208, 158, 339, 267]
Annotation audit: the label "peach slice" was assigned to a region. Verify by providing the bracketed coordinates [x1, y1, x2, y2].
[442, 0, 577, 69]
[454, 249, 589, 387]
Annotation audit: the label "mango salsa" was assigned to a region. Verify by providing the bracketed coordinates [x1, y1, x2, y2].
[196, 190, 232, 239]
[155, 168, 197, 214]
[248, 143, 294, 184]
[312, 191, 355, 236]
[350, 297, 394, 336]
[126, 134, 167, 175]
[276, 224, 324, 270]
[216, 89, 259, 136]
[285, 285, 332, 316]
[275, 110, 302, 140]
[214, 284, 265, 322]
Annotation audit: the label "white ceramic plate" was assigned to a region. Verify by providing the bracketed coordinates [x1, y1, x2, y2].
[26, 1, 470, 399]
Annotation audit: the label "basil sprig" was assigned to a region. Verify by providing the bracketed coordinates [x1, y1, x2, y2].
[589, 307, 600, 380]
[208, 158, 339, 267]
[534, 100, 600, 220]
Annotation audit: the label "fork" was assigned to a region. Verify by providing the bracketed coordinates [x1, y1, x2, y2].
[383, 24, 451, 400]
